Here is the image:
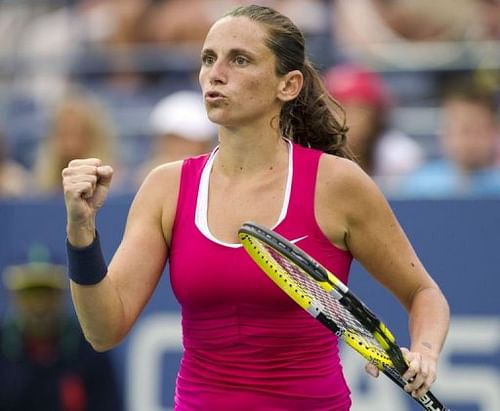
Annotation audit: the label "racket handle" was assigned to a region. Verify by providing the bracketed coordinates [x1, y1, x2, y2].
[418, 390, 450, 411]
[382, 369, 449, 410]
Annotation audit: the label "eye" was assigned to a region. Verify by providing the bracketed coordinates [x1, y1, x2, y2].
[202, 54, 215, 65]
[234, 55, 249, 66]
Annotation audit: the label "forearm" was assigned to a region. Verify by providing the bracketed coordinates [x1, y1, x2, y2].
[70, 277, 128, 351]
[66, 228, 128, 351]
[408, 286, 450, 357]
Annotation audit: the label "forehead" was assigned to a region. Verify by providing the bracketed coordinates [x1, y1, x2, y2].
[203, 16, 270, 55]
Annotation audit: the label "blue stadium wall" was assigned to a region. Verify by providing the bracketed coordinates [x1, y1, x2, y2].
[1, 197, 499, 411]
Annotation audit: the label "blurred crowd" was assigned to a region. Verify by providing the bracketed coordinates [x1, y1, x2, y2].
[0, 2, 498, 409]
[0, 0, 498, 199]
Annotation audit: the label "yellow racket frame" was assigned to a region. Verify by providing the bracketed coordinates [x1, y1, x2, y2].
[239, 231, 394, 370]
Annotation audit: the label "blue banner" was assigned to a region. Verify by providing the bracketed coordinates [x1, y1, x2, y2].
[1, 197, 499, 411]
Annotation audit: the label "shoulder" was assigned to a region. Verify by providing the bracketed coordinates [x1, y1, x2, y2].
[317, 153, 377, 198]
[315, 154, 390, 242]
[141, 152, 211, 182]
[129, 160, 184, 221]
[142, 160, 184, 189]
[133, 161, 183, 205]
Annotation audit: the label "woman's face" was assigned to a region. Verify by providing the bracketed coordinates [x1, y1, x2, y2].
[198, 16, 284, 129]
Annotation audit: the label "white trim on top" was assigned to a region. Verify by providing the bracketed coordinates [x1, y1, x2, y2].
[194, 140, 294, 248]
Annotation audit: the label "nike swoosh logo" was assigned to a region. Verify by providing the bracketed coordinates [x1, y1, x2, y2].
[290, 235, 309, 244]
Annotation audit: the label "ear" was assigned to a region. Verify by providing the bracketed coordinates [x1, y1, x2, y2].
[277, 70, 303, 103]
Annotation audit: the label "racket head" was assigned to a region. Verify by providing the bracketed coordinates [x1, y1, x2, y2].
[238, 222, 450, 411]
[238, 222, 396, 371]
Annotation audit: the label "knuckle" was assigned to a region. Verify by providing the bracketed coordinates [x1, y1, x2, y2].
[408, 363, 419, 373]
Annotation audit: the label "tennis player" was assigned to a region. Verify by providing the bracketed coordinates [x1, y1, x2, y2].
[62, 5, 450, 410]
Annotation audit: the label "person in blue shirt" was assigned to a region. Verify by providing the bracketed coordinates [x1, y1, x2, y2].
[397, 78, 500, 198]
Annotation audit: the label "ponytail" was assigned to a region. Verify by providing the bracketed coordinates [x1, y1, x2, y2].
[281, 61, 353, 159]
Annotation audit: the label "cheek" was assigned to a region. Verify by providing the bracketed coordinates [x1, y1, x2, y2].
[198, 70, 206, 90]
[246, 78, 276, 105]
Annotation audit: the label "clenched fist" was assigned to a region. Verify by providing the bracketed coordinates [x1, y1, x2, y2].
[62, 158, 114, 247]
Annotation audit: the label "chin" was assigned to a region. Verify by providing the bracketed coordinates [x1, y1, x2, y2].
[207, 113, 232, 128]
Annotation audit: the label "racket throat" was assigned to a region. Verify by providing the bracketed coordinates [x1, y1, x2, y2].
[386, 345, 408, 375]
[316, 312, 344, 337]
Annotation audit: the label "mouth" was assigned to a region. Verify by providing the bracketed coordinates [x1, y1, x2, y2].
[205, 91, 225, 101]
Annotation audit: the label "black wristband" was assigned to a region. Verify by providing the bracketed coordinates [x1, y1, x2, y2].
[66, 231, 108, 285]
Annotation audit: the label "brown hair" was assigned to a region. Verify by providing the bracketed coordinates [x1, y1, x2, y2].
[224, 5, 353, 159]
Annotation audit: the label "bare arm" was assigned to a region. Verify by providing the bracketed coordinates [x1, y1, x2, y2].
[63, 159, 180, 351]
[317, 155, 450, 398]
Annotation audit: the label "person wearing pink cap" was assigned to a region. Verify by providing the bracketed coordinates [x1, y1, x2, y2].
[324, 64, 424, 192]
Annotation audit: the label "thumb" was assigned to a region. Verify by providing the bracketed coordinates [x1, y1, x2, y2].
[91, 165, 114, 208]
[401, 347, 411, 363]
[365, 362, 380, 378]
[96, 165, 114, 188]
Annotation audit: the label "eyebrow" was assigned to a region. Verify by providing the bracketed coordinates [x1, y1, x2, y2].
[201, 47, 258, 59]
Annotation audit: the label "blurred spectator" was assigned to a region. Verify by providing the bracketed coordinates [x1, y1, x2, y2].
[135, 90, 217, 186]
[141, 0, 213, 47]
[17, 0, 155, 105]
[0, 244, 123, 411]
[397, 77, 500, 198]
[142, 0, 330, 48]
[467, 0, 500, 40]
[324, 63, 424, 192]
[330, 0, 477, 68]
[0, 128, 33, 198]
[74, 0, 153, 92]
[32, 91, 123, 196]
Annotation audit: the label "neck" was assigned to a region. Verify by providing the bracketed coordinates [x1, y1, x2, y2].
[214, 126, 289, 176]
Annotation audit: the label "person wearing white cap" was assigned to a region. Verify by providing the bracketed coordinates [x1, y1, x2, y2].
[135, 90, 217, 185]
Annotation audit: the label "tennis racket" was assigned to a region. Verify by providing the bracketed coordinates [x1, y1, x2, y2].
[238, 222, 449, 411]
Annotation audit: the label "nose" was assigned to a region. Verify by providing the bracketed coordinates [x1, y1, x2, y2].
[207, 59, 228, 85]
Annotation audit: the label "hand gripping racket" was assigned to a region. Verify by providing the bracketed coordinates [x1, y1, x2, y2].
[238, 222, 450, 411]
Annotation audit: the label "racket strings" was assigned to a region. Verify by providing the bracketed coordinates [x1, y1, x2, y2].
[265, 246, 370, 335]
[264, 243, 400, 373]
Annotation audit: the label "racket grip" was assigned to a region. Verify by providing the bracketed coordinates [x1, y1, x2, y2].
[418, 389, 449, 411]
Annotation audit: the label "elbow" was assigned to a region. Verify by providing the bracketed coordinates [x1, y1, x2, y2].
[84, 331, 125, 352]
[409, 279, 446, 304]
[89, 341, 117, 353]
[408, 283, 450, 316]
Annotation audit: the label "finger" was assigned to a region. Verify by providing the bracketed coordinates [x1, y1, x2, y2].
[63, 172, 98, 197]
[66, 181, 96, 200]
[406, 371, 426, 396]
[62, 164, 100, 179]
[68, 158, 102, 168]
[403, 352, 427, 395]
[365, 362, 380, 378]
[402, 351, 420, 381]
[413, 363, 436, 399]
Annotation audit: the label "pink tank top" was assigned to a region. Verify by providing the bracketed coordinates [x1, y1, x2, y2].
[169, 142, 353, 410]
